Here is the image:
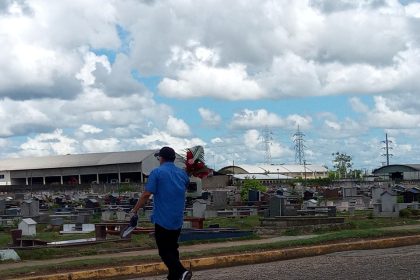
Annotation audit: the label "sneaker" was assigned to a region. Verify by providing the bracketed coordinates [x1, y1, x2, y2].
[181, 270, 192, 280]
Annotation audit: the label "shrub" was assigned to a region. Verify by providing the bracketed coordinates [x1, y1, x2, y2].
[399, 208, 411, 218]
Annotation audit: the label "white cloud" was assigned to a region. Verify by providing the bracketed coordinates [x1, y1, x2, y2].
[79, 124, 103, 134]
[0, 0, 119, 99]
[166, 116, 191, 137]
[134, 129, 205, 154]
[320, 115, 367, 139]
[242, 129, 293, 162]
[349, 97, 369, 113]
[19, 129, 78, 157]
[355, 96, 420, 129]
[231, 109, 284, 129]
[158, 44, 264, 100]
[198, 108, 222, 126]
[231, 109, 311, 130]
[211, 137, 223, 144]
[83, 138, 121, 153]
[285, 114, 312, 130]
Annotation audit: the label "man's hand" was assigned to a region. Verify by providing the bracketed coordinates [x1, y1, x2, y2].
[131, 191, 153, 215]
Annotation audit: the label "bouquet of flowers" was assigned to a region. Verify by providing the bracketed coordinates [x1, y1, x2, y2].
[184, 145, 211, 179]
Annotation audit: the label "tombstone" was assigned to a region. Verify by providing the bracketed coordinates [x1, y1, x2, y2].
[303, 199, 318, 209]
[212, 191, 228, 209]
[348, 206, 355, 216]
[342, 187, 357, 198]
[183, 221, 192, 229]
[82, 224, 95, 232]
[85, 199, 99, 209]
[5, 208, 20, 216]
[0, 199, 5, 215]
[18, 218, 37, 236]
[0, 249, 20, 261]
[101, 211, 112, 221]
[21, 200, 40, 217]
[372, 187, 385, 203]
[373, 203, 381, 216]
[380, 191, 397, 213]
[204, 209, 218, 218]
[269, 195, 286, 217]
[192, 200, 207, 218]
[248, 190, 260, 203]
[116, 210, 126, 221]
[51, 217, 64, 226]
[76, 214, 90, 224]
[15, 193, 25, 201]
[144, 210, 152, 220]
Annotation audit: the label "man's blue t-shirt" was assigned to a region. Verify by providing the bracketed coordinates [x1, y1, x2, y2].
[145, 162, 189, 230]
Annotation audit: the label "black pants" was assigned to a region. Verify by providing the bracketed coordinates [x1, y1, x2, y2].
[155, 223, 186, 280]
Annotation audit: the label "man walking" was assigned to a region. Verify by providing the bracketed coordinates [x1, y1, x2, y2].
[131, 147, 192, 280]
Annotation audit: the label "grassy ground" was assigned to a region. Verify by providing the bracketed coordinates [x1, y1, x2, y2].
[3, 227, 420, 279]
[204, 215, 260, 230]
[1, 214, 419, 261]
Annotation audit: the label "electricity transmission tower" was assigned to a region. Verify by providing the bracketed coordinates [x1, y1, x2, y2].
[293, 125, 306, 165]
[260, 126, 273, 164]
[382, 133, 393, 166]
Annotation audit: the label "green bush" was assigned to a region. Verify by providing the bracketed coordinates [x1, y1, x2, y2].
[399, 208, 411, 218]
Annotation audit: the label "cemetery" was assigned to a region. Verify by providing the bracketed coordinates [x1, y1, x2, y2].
[0, 148, 418, 275]
[0, 177, 417, 262]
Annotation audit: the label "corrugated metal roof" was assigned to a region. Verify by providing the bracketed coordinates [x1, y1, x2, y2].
[237, 164, 327, 174]
[259, 164, 328, 173]
[233, 174, 292, 180]
[0, 150, 156, 171]
[405, 164, 420, 171]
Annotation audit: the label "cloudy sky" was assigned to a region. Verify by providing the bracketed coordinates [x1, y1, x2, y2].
[1, 0, 420, 171]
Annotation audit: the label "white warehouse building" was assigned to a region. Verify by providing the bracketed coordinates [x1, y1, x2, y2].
[0, 150, 183, 186]
[218, 164, 328, 179]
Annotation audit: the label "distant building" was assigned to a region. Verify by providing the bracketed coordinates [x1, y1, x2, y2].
[0, 150, 184, 186]
[372, 164, 420, 181]
[218, 164, 328, 181]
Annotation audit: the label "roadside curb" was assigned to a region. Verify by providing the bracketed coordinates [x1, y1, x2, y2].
[15, 235, 420, 280]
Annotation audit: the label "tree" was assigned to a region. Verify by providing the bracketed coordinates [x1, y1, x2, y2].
[332, 152, 353, 179]
[240, 178, 268, 201]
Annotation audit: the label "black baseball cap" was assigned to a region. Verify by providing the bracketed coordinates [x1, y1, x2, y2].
[154, 146, 176, 161]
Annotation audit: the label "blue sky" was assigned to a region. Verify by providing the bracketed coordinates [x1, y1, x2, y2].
[1, 0, 420, 171]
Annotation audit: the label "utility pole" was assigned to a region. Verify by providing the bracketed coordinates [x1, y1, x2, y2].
[382, 133, 393, 166]
[260, 126, 273, 164]
[293, 125, 306, 165]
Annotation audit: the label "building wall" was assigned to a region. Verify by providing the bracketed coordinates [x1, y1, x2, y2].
[202, 175, 229, 190]
[5, 161, 158, 186]
[0, 171, 11, 185]
[403, 171, 420, 180]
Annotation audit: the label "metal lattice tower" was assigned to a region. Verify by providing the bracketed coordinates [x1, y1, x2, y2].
[293, 125, 306, 165]
[260, 126, 273, 164]
[381, 133, 393, 166]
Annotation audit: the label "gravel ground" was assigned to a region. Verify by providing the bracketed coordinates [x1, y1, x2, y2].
[136, 245, 420, 280]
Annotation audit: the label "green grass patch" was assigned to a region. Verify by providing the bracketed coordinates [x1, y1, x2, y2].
[204, 216, 260, 230]
[3, 227, 420, 279]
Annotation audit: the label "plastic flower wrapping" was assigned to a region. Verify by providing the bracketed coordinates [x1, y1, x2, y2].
[184, 146, 211, 179]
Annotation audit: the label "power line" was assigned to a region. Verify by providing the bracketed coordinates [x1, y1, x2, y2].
[293, 125, 306, 165]
[260, 126, 273, 164]
[381, 133, 393, 166]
